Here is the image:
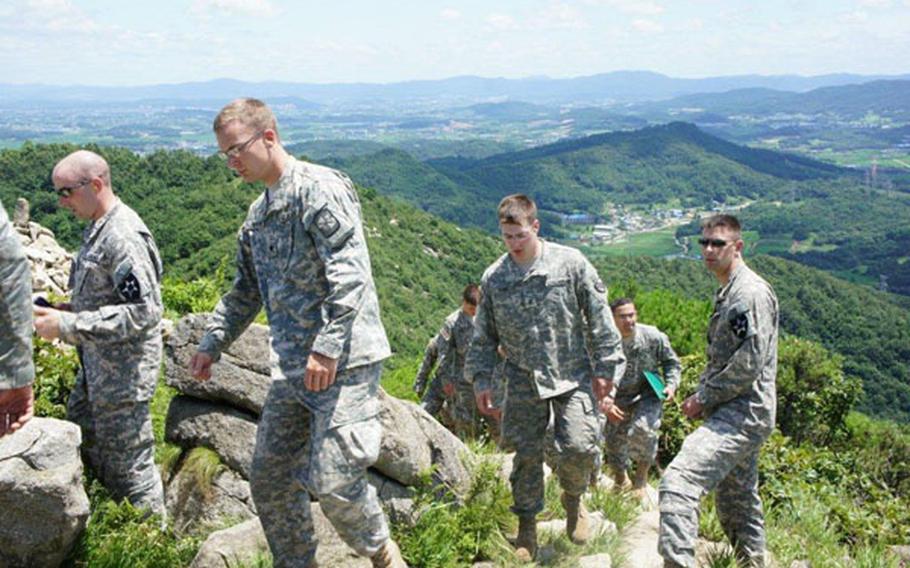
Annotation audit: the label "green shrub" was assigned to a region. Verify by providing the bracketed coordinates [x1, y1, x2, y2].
[32, 336, 77, 419]
[397, 459, 512, 567]
[66, 482, 200, 567]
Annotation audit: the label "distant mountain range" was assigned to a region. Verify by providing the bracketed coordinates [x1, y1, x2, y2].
[3, 71, 909, 107]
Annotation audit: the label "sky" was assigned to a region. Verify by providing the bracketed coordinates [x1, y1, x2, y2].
[1, 0, 908, 86]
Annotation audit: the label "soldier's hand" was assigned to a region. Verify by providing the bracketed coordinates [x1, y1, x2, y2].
[305, 352, 338, 392]
[475, 389, 495, 417]
[33, 306, 62, 340]
[443, 382, 455, 397]
[0, 385, 34, 437]
[605, 403, 625, 424]
[190, 351, 214, 381]
[592, 377, 614, 404]
[681, 394, 704, 420]
[664, 386, 677, 402]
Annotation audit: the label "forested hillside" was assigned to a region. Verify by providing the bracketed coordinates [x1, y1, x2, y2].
[3, 143, 909, 421]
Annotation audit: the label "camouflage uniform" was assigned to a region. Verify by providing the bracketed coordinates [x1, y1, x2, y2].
[465, 240, 625, 516]
[415, 309, 481, 436]
[57, 201, 165, 516]
[0, 200, 34, 390]
[659, 264, 778, 568]
[605, 324, 681, 471]
[198, 157, 392, 567]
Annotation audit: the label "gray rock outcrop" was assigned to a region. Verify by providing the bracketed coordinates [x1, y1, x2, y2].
[165, 313, 475, 554]
[0, 418, 90, 568]
[13, 204, 72, 298]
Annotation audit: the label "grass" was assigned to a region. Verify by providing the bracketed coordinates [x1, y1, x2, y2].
[587, 227, 681, 257]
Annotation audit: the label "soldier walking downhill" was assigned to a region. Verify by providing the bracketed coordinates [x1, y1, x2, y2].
[0, 198, 35, 438]
[189, 98, 406, 568]
[465, 194, 625, 562]
[658, 214, 779, 568]
[34, 150, 166, 517]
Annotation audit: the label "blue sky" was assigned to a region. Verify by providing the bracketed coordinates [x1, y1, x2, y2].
[1, 0, 908, 86]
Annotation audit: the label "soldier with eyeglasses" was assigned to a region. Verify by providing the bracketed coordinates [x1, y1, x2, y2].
[659, 214, 778, 568]
[33, 150, 166, 518]
[189, 98, 405, 568]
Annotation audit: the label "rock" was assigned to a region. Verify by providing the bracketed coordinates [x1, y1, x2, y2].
[13, 197, 29, 226]
[618, 510, 663, 568]
[189, 517, 269, 568]
[166, 455, 257, 536]
[0, 418, 90, 568]
[190, 504, 372, 568]
[789, 561, 810, 568]
[375, 389, 471, 494]
[888, 545, 910, 566]
[368, 470, 416, 526]
[578, 553, 612, 568]
[165, 396, 258, 479]
[165, 314, 272, 416]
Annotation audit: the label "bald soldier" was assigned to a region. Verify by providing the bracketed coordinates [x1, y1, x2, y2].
[659, 214, 778, 568]
[0, 198, 35, 437]
[189, 98, 405, 568]
[465, 194, 625, 562]
[34, 150, 165, 517]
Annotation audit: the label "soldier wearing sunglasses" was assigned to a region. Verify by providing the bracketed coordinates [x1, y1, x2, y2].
[659, 214, 778, 568]
[34, 150, 166, 518]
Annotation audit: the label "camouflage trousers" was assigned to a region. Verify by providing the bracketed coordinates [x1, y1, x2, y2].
[67, 370, 165, 517]
[420, 374, 451, 416]
[659, 417, 767, 568]
[251, 363, 389, 568]
[501, 363, 601, 516]
[604, 395, 663, 471]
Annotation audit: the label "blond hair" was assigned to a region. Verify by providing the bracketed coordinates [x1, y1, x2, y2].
[213, 98, 278, 134]
[497, 194, 537, 226]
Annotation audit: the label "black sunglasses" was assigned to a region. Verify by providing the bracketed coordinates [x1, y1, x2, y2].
[55, 179, 91, 198]
[697, 238, 731, 248]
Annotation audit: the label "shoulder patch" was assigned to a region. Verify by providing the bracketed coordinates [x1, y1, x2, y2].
[314, 207, 341, 238]
[117, 272, 142, 301]
[730, 311, 750, 340]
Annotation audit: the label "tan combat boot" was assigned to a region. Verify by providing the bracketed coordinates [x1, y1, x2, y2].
[371, 539, 408, 568]
[514, 515, 538, 563]
[611, 467, 631, 493]
[561, 492, 591, 544]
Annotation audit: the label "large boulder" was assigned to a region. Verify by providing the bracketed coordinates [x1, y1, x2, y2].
[375, 389, 472, 495]
[0, 418, 90, 567]
[165, 314, 272, 416]
[165, 396, 258, 479]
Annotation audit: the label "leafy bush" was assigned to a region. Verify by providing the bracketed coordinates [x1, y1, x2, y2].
[32, 336, 77, 419]
[397, 459, 512, 567]
[66, 482, 200, 567]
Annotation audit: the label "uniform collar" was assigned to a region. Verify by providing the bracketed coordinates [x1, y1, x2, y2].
[715, 262, 747, 304]
[265, 156, 300, 206]
[83, 199, 122, 245]
[505, 239, 552, 280]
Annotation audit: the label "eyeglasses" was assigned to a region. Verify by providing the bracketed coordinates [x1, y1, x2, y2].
[697, 238, 732, 248]
[218, 131, 264, 161]
[55, 179, 92, 198]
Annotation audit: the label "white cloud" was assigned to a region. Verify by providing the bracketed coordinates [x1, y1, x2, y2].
[839, 9, 869, 23]
[191, 0, 276, 17]
[530, 2, 590, 30]
[440, 8, 461, 21]
[859, 0, 891, 7]
[585, 0, 665, 16]
[12, 0, 101, 33]
[632, 18, 664, 33]
[486, 13, 519, 30]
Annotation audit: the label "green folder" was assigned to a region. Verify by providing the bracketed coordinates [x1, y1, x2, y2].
[643, 371, 667, 400]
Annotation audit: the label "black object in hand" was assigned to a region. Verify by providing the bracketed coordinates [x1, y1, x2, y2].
[34, 297, 52, 308]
